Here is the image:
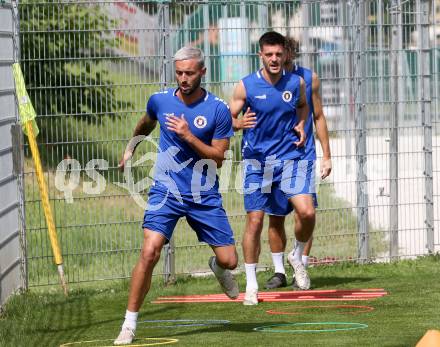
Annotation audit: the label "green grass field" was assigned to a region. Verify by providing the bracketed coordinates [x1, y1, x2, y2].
[1, 256, 439, 347]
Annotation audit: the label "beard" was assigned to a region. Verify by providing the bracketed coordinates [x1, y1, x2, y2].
[178, 75, 202, 95]
[263, 60, 281, 75]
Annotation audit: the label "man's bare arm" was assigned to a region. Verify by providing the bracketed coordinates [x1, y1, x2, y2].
[311, 72, 332, 178]
[118, 113, 157, 170]
[294, 78, 309, 147]
[229, 81, 256, 131]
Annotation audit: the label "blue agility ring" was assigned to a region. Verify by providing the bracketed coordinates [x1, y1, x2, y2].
[138, 319, 230, 328]
[254, 322, 368, 333]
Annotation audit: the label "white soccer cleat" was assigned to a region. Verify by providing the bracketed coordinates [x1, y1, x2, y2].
[114, 327, 135, 345]
[288, 252, 310, 290]
[208, 256, 239, 299]
[243, 288, 258, 305]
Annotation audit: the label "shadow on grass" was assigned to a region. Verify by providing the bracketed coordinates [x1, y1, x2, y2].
[138, 322, 292, 337]
[35, 305, 182, 334]
[27, 297, 182, 347]
[256, 275, 374, 291]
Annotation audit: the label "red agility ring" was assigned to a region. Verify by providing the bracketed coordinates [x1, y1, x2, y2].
[266, 304, 375, 316]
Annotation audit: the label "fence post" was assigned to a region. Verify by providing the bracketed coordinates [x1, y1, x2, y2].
[433, 2, 440, 254]
[11, 125, 27, 293]
[342, 0, 353, 172]
[353, 0, 369, 262]
[389, 0, 401, 260]
[417, 0, 434, 253]
[301, 2, 311, 69]
[258, 3, 268, 34]
[0, 0, 26, 307]
[203, 4, 211, 87]
[377, 0, 385, 131]
[159, 0, 172, 90]
[159, 1, 175, 284]
[12, 0, 27, 292]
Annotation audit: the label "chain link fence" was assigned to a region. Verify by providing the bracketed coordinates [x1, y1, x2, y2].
[17, 0, 439, 287]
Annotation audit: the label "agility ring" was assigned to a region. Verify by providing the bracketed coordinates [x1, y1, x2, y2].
[60, 337, 178, 346]
[254, 322, 368, 333]
[266, 305, 375, 316]
[138, 319, 230, 328]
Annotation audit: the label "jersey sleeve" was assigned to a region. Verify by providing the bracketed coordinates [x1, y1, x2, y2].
[213, 103, 234, 140]
[146, 94, 158, 120]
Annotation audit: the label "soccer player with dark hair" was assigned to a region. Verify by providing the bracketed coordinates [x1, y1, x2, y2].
[263, 36, 332, 290]
[229, 31, 312, 305]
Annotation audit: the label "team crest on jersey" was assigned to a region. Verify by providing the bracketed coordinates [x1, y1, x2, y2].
[282, 91, 292, 102]
[194, 115, 207, 128]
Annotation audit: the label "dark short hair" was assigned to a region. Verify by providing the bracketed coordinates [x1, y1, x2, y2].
[259, 31, 286, 50]
[285, 37, 300, 60]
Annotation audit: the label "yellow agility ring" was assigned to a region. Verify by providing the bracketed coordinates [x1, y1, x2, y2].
[60, 337, 178, 347]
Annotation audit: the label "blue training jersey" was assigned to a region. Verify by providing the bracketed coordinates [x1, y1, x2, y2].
[241, 69, 305, 161]
[146, 88, 233, 200]
[292, 65, 316, 160]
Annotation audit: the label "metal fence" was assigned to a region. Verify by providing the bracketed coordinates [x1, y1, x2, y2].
[16, 0, 439, 287]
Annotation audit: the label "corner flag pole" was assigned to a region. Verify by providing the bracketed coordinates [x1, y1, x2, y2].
[12, 63, 68, 296]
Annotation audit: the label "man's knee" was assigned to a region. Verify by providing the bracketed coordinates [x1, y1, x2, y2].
[296, 207, 316, 222]
[247, 214, 264, 232]
[216, 251, 238, 270]
[219, 257, 238, 270]
[140, 245, 161, 266]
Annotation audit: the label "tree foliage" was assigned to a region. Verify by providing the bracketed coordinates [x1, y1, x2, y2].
[19, 1, 133, 166]
[20, 1, 129, 118]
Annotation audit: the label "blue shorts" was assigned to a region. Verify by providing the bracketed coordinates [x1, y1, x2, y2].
[243, 159, 318, 216]
[142, 189, 235, 246]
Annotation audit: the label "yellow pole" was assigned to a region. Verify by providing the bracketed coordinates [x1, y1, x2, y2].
[24, 117, 67, 295]
[13, 62, 67, 295]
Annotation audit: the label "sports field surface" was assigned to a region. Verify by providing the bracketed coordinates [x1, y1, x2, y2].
[1, 256, 439, 347]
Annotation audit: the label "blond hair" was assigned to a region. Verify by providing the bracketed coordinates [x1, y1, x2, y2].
[173, 46, 205, 68]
